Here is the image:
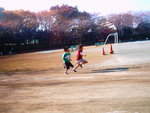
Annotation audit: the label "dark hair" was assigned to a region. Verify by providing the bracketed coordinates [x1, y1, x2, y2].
[64, 46, 69, 52]
[78, 44, 83, 49]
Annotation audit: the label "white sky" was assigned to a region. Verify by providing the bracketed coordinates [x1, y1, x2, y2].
[1, 0, 150, 15]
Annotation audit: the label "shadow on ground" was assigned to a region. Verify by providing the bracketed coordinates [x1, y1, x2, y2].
[0, 68, 58, 76]
[91, 67, 140, 73]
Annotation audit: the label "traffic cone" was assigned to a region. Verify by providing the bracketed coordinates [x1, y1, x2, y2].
[102, 47, 105, 55]
[110, 44, 114, 54]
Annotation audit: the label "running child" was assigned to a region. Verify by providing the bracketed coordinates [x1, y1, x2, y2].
[73, 44, 88, 72]
[62, 46, 74, 75]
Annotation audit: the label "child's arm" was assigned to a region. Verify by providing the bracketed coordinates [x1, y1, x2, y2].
[69, 58, 72, 61]
[62, 54, 65, 61]
[76, 51, 80, 59]
[81, 52, 86, 57]
[65, 54, 72, 61]
[69, 56, 72, 61]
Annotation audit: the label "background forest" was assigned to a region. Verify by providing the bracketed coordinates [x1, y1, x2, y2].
[0, 5, 150, 55]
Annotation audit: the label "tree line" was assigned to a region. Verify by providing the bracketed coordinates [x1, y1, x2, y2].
[0, 5, 150, 55]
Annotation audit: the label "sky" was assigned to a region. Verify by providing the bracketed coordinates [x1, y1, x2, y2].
[0, 0, 150, 15]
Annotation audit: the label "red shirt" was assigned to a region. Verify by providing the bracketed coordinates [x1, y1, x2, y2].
[76, 50, 83, 60]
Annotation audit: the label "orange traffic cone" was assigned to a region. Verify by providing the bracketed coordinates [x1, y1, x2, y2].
[110, 44, 114, 54]
[102, 47, 105, 55]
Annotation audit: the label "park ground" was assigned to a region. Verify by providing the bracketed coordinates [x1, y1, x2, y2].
[0, 41, 150, 113]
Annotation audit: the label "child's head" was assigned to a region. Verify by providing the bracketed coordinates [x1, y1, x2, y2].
[64, 46, 70, 52]
[78, 44, 83, 51]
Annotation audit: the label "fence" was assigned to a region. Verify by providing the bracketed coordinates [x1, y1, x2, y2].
[70, 45, 78, 52]
[95, 42, 104, 47]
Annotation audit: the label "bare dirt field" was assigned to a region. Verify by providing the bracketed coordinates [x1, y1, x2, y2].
[0, 44, 150, 113]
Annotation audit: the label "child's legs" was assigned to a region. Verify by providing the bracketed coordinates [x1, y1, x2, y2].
[80, 59, 88, 64]
[74, 60, 81, 70]
[64, 62, 70, 73]
[65, 68, 68, 73]
[68, 62, 74, 68]
[74, 64, 80, 70]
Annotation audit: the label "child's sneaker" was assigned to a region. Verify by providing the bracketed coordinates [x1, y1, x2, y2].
[80, 64, 83, 68]
[73, 69, 77, 72]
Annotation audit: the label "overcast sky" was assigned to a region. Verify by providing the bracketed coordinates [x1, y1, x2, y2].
[1, 0, 150, 15]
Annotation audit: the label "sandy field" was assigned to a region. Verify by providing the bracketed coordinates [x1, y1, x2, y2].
[0, 43, 150, 113]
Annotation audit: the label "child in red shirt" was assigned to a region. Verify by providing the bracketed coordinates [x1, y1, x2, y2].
[73, 44, 88, 72]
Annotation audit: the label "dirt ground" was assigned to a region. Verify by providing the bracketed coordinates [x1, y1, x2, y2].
[0, 46, 150, 113]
